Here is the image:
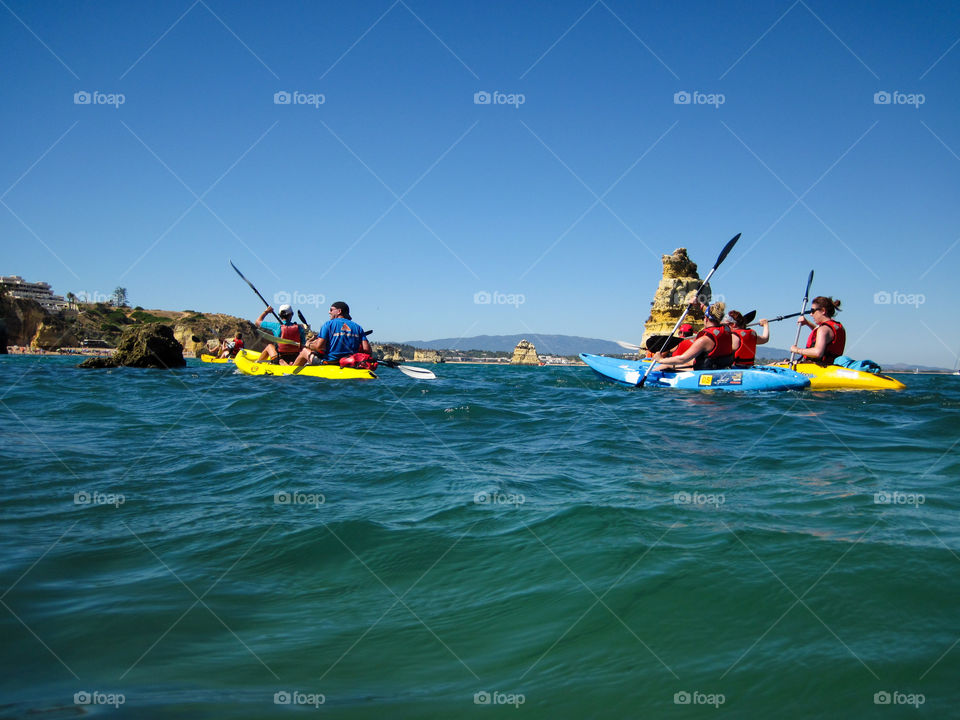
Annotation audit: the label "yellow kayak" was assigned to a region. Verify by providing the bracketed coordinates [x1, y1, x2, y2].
[199, 354, 232, 364]
[233, 349, 376, 379]
[768, 362, 905, 390]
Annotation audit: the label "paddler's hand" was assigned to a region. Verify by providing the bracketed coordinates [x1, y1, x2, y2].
[789, 345, 802, 355]
[759, 319, 768, 328]
[651, 352, 664, 362]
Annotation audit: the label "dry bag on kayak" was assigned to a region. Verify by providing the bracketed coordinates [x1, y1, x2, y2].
[834, 355, 882, 374]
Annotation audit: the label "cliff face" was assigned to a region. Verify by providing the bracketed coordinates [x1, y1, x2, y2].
[373, 344, 405, 362]
[641, 248, 710, 346]
[0, 296, 47, 346]
[511, 339, 540, 365]
[413, 349, 443, 363]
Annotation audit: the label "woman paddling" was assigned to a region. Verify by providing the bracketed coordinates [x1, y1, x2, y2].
[652, 302, 735, 370]
[789, 296, 845, 364]
[726, 311, 769, 367]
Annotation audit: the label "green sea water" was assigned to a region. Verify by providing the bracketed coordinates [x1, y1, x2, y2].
[1, 356, 958, 718]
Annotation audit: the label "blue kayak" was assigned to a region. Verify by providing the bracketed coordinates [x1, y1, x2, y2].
[580, 353, 810, 392]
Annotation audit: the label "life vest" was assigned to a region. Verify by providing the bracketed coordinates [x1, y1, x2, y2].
[693, 325, 735, 370]
[339, 352, 377, 370]
[672, 337, 694, 357]
[806, 319, 845, 363]
[731, 327, 757, 366]
[228, 338, 244, 357]
[277, 322, 301, 356]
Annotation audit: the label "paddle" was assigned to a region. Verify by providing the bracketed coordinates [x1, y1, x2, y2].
[788, 270, 814, 367]
[748, 309, 812, 327]
[229, 260, 280, 321]
[638, 233, 741, 387]
[740, 310, 757, 325]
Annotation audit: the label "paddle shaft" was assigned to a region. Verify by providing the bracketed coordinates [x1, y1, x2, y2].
[230, 261, 281, 322]
[639, 233, 741, 387]
[788, 270, 814, 366]
[747, 310, 811, 327]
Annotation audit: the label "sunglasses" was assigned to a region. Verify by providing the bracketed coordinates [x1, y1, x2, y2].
[809, 307, 822, 313]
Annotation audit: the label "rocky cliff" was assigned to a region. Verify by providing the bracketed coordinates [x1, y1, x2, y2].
[79, 324, 185, 369]
[511, 339, 540, 365]
[413, 349, 444, 363]
[641, 248, 711, 347]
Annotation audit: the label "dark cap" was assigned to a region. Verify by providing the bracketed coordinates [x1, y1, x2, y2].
[331, 301, 351, 319]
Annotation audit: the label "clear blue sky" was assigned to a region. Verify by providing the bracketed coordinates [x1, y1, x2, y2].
[2, 0, 958, 366]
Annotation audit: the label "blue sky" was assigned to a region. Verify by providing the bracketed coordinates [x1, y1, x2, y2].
[1, 0, 958, 366]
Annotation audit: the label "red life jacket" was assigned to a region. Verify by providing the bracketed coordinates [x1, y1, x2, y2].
[229, 338, 244, 357]
[339, 352, 377, 370]
[672, 337, 694, 357]
[731, 327, 757, 366]
[806, 319, 845, 363]
[277, 322, 301, 356]
[693, 325, 735, 370]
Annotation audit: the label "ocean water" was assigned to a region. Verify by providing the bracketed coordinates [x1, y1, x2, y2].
[1, 355, 958, 718]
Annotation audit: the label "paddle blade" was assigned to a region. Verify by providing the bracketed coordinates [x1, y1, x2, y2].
[804, 269, 814, 299]
[741, 310, 757, 325]
[616, 340, 642, 350]
[713, 233, 741, 268]
[397, 364, 437, 380]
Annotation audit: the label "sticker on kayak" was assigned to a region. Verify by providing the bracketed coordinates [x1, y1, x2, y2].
[699, 373, 743, 386]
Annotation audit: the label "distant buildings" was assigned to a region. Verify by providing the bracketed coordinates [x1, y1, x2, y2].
[0, 275, 70, 312]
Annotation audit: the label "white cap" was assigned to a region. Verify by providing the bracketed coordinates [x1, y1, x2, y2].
[278, 304, 292, 316]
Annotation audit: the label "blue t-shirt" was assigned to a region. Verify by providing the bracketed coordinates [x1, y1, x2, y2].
[260, 320, 305, 345]
[320, 317, 365, 361]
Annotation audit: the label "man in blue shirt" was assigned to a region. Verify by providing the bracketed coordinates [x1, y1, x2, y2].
[255, 304, 305, 364]
[293, 301, 370, 366]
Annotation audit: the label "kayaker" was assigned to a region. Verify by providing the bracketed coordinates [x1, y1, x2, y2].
[726, 311, 769, 367]
[669, 323, 696, 357]
[292, 301, 372, 367]
[255, 304, 305, 364]
[790, 296, 845, 364]
[652, 302, 735, 370]
[217, 332, 244, 359]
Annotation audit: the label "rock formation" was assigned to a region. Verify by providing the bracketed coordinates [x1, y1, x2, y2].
[413, 349, 443, 363]
[0, 295, 47, 346]
[511, 339, 540, 365]
[641, 248, 711, 348]
[373, 344, 405, 362]
[79, 324, 185, 369]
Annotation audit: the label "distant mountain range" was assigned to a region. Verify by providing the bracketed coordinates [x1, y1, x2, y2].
[396, 334, 623, 356]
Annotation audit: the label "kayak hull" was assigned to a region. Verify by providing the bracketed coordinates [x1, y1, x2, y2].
[580, 354, 810, 391]
[768, 362, 905, 390]
[233, 349, 376, 379]
[199, 354, 232, 364]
